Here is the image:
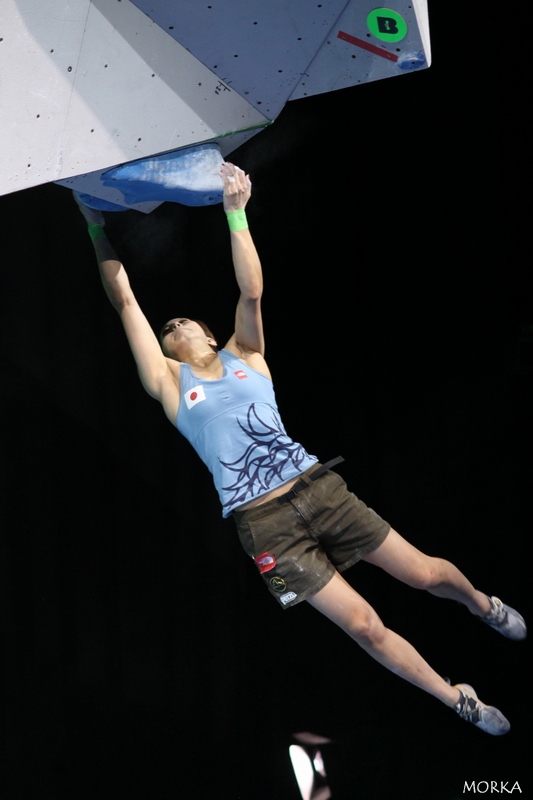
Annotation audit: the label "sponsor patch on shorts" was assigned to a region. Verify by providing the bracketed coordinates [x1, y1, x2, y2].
[280, 592, 297, 605]
[254, 552, 277, 574]
[270, 576, 287, 593]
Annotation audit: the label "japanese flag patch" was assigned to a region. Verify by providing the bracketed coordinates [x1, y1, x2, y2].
[185, 385, 206, 409]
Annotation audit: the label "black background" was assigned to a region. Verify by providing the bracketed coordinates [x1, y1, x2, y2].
[1, 3, 530, 798]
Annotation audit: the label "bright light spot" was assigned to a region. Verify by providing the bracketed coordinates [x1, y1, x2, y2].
[289, 744, 314, 800]
[313, 750, 326, 777]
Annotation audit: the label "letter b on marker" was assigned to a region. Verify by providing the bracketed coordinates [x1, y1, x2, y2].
[366, 9, 407, 42]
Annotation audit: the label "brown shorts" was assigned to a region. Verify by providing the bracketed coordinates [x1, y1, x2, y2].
[233, 464, 390, 609]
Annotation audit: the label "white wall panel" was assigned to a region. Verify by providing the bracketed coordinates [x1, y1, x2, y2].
[0, 1, 91, 192]
[0, 0, 268, 196]
[130, 0, 350, 119]
[1, 0, 431, 204]
[289, 0, 430, 100]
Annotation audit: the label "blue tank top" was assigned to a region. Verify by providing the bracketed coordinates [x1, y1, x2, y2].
[176, 349, 318, 517]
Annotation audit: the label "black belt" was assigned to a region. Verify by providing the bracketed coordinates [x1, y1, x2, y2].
[277, 456, 345, 504]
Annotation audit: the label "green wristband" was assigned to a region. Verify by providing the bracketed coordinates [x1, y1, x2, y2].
[226, 209, 248, 232]
[88, 223, 106, 243]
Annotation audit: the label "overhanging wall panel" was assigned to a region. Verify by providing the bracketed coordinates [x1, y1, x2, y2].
[0, 1, 91, 192]
[0, 0, 268, 196]
[129, 0, 351, 119]
[1, 0, 430, 203]
[290, 0, 430, 100]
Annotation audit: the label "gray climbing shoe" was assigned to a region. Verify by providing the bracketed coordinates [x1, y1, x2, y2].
[480, 596, 526, 640]
[454, 684, 510, 735]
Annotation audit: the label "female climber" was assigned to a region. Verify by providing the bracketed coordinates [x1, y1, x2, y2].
[74, 162, 525, 736]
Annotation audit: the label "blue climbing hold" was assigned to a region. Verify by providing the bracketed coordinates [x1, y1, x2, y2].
[397, 51, 426, 71]
[101, 142, 224, 207]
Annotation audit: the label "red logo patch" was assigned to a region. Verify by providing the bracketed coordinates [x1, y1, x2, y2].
[253, 552, 277, 574]
[234, 370, 248, 380]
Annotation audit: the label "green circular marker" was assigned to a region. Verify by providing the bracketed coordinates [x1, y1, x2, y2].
[367, 8, 407, 42]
